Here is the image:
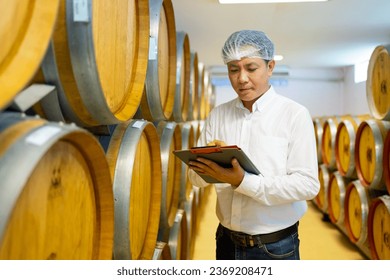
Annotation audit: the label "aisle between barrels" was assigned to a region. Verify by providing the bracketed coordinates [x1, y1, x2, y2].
[192, 188, 366, 260]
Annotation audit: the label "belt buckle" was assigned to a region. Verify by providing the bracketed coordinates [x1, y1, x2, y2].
[248, 236, 255, 247]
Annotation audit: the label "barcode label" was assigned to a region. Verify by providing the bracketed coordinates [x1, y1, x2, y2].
[73, 0, 89, 22]
[149, 36, 157, 60]
[132, 120, 144, 129]
[166, 122, 175, 129]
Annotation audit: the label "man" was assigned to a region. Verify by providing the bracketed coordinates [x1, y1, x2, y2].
[188, 30, 320, 260]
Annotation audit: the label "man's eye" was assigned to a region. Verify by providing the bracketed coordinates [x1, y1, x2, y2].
[247, 68, 257, 72]
[228, 69, 238, 73]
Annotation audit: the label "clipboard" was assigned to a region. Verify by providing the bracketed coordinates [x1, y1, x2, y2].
[173, 145, 260, 183]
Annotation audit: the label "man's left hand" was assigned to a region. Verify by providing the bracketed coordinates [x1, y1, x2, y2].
[188, 157, 244, 187]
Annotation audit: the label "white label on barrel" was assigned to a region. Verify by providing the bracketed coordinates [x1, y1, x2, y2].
[25, 126, 62, 146]
[175, 213, 182, 222]
[73, 0, 89, 22]
[149, 37, 157, 60]
[152, 249, 161, 260]
[166, 122, 175, 129]
[132, 120, 144, 129]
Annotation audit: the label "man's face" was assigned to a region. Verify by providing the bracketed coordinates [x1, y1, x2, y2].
[227, 57, 274, 102]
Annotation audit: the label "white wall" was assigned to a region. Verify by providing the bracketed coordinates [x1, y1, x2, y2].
[212, 66, 371, 118]
[343, 66, 371, 115]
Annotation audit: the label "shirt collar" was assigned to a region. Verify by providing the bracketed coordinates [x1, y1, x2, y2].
[235, 85, 276, 112]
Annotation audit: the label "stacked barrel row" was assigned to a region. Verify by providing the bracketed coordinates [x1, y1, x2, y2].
[312, 45, 390, 260]
[0, 0, 215, 260]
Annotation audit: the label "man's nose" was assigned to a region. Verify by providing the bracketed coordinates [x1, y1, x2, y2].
[238, 71, 248, 83]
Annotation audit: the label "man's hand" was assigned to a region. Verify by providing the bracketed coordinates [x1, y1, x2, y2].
[188, 157, 244, 187]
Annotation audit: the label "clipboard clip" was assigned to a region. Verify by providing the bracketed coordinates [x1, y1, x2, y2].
[189, 145, 240, 154]
[190, 145, 222, 154]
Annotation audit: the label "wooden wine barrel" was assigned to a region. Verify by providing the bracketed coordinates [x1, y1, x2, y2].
[105, 120, 162, 260]
[344, 180, 385, 252]
[156, 121, 182, 242]
[355, 119, 390, 191]
[191, 120, 203, 144]
[195, 67, 213, 121]
[0, 113, 114, 260]
[313, 116, 326, 164]
[366, 45, 390, 120]
[344, 180, 370, 247]
[335, 115, 371, 178]
[315, 164, 330, 213]
[382, 130, 390, 194]
[197, 63, 207, 120]
[321, 116, 352, 170]
[189, 52, 200, 121]
[367, 195, 390, 260]
[137, 0, 177, 121]
[171, 31, 191, 122]
[38, 0, 150, 126]
[192, 186, 203, 230]
[205, 78, 216, 116]
[327, 171, 351, 231]
[0, 0, 60, 110]
[168, 209, 188, 260]
[184, 189, 197, 260]
[152, 241, 172, 260]
[179, 122, 196, 205]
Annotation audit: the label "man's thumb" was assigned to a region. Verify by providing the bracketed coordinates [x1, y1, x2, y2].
[232, 158, 239, 168]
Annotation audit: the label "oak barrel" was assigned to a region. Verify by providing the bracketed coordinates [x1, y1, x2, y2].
[355, 119, 390, 190]
[179, 122, 196, 205]
[0, 0, 60, 110]
[156, 121, 182, 242]
[321, 115, 352, 170]
[197, 63, 208, 120]
[168, 209, 188, 260]
[189, 52, 200, 121]
[327, 171, 351, 231]
[315, 164, 330, 213]
[137, 0, 177, 121]
[171, 31, 191, 122]
[344, 180, 370, 246]
[105, 120, 162, 260]
[184, 189, 197, 259]
[335, 115, 371, 178]
[366, 45, 390, 120]
[192, 120, 203, 144]
[367, 195, 390, 260]
[313, 116, 326, 164]
[152, 241, 172, 260]
[382, 130, 390, 194]
[0, 113, 114, 260]
[194, 67, 214, 121]
[39, 0, 150, 126]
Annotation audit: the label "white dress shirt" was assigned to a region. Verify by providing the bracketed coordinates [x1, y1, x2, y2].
[188, 86, 320, 235]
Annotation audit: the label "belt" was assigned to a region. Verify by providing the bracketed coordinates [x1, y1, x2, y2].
[222, 222, 299, 247]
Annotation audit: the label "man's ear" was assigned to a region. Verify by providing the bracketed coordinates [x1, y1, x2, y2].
[268, 60, 276, 72]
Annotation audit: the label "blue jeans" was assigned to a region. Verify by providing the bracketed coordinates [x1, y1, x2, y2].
[215, 224, 300, 260]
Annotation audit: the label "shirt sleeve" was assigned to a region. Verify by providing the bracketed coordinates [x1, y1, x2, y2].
[235, 108, 320, 206]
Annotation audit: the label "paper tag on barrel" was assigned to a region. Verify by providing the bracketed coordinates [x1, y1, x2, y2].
[73, 0, 89, 22]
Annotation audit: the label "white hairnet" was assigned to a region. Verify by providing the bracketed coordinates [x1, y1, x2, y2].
[221, 30, 274, 64]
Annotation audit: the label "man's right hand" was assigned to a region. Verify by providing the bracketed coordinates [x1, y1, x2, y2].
[207, 139, 227, 146]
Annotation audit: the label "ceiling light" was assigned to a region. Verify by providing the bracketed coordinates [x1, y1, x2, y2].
[274, 55, 284, 61]
[219, 0, 328, 3]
